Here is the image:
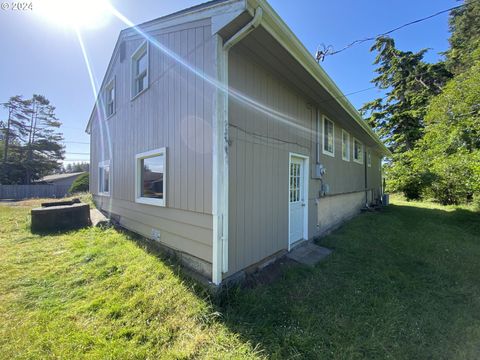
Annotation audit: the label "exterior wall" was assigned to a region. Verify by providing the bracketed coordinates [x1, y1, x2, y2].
[316, 191, 365, 235]
[226, 44, 383, 276]
[90, 19, 216, 271]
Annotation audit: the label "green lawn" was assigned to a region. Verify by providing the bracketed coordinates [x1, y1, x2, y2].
[0, 196, 479, 359]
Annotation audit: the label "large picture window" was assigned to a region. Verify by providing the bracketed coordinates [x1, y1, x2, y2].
[323, 116, 334, 157]
[98, 160, 110, 195]
[135, 148, 166, 206]
[353, 138, 364, 164]
[342, 130, 350, 161]
[131, 41, 148, 98]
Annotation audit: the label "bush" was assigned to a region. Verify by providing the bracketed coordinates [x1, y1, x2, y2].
[69, 173, 89, 194]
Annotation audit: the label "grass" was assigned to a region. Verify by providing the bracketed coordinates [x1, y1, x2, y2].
[0, 195, 479, 359]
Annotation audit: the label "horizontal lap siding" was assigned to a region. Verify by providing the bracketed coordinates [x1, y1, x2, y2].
[90, 20, 215, 264]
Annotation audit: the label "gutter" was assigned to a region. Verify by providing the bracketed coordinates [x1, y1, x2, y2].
[223, 7, 263, 51]
[211, 7, 263, 286]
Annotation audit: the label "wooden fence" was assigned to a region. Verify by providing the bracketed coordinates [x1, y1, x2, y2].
[0, 185, 71, 200]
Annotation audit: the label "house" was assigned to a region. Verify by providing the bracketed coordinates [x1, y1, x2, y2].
[37, 172, 86, 187]
[86, 0, 391, 285]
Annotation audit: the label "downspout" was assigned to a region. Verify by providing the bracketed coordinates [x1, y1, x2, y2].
[364, 150, 368, 206]
[212, 7, 264, 286]
[224, 8, 263, 51]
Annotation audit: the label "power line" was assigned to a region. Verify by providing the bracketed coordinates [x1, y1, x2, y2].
[316, 2, 470, 61]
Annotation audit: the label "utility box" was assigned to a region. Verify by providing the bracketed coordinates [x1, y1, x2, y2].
[382, 194, 389, 206]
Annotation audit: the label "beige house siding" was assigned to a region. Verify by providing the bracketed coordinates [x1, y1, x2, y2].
[90, 19, 215, 267]
[226, 44, 384, 275]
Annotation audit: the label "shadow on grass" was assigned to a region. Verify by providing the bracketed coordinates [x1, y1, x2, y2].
[218, 205, 479, 359]
[115, 204, 479, 359]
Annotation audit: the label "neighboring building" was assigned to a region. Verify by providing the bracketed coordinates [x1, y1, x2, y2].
[37, 172, 86, 187]
[86, 0, 391, 285]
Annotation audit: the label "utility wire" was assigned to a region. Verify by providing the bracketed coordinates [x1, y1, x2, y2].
[316, 2, 470, 61]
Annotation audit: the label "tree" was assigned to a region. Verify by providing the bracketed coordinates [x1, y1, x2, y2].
[69, 172, 89, 193]
[24, 95, 64, 184]
[412, 60, 480, 204]
[361, 37, 451, 153]
[445, 0, 480, 74]
[1, 96, 30, 166]
[0, 95, 65, 184]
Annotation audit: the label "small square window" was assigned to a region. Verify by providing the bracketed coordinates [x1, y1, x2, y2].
[98, 160, 110, 195]
[105, 79, 115, 118]
[132, 41, 148, 98]
[323, 116, 334, 157]
[342, 130, 350, 161]
[136, 148, 166, 207]
[353, 138, 364, 164]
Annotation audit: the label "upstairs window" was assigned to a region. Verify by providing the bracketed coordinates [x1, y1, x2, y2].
[323, 116, 334, 157]
[132, 41, 148, 98]
[353, 138, 364, 164]
[367, 151, 372, 167]
[105, 79, 115, 118]
[98, 160, 110, 195]
[135, 148, 166, 207]
[342, 130, 350, 161]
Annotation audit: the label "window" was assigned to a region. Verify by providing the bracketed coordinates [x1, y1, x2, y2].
[98, 160, 110, 195]
[105, 79, 115, 118]
[367, 151, 372, 167]
[131, 41, 148, 98]
[322, 116, 334, 157]
[135, 148, 166, 206]
[342, 130, 350, 161]
[353, 138, 364, 164]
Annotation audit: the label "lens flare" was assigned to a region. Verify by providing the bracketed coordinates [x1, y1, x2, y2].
[36, 0, 112, 30]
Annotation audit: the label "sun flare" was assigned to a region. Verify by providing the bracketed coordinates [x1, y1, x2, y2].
[35, 0, 112, 29]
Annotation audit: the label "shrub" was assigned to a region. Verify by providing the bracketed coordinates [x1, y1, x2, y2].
[69, 173, 89, 194]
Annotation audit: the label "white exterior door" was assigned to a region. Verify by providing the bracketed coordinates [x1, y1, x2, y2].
[289, 156, 306, 246]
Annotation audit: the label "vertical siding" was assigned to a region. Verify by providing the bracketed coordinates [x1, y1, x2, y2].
[90, 20, 215, 265]
[227, 45, 383, 275]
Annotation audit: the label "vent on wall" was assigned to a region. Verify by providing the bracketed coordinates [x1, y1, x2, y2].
[119, 41, 126, 63]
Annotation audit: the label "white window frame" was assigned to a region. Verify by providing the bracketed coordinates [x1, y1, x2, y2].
[98, 160, 111, 196]
[135, 147, 167, 207]
[341, 129, 350, 161]
[367, 151, 372, 167]
[353, 137, 364, 164]
[104, 78, 115, 119]
[322, 116, 335, 157]
[131, 41, 149, 100]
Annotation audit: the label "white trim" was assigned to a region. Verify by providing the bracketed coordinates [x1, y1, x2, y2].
[322, 116, 335, 157]
[98, 160, 111, 196]
[253, 0, 390, 157]
[104, 77, 116, 119]
[135, 147, 167, 207]
[211, 35, 229, 285]
[288, 152, 309, 251]
[341, 129, 350, 162]
[353, 137, 364, 164]
[131, 40, 149, 100]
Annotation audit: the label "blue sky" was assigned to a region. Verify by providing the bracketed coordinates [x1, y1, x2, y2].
[0, 0, 458, 164]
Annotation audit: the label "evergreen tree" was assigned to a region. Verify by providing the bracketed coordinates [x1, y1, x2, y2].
[24, 95, 64, 183]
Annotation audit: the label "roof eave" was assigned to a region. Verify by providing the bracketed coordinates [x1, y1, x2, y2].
[246, 0, 391, 157]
